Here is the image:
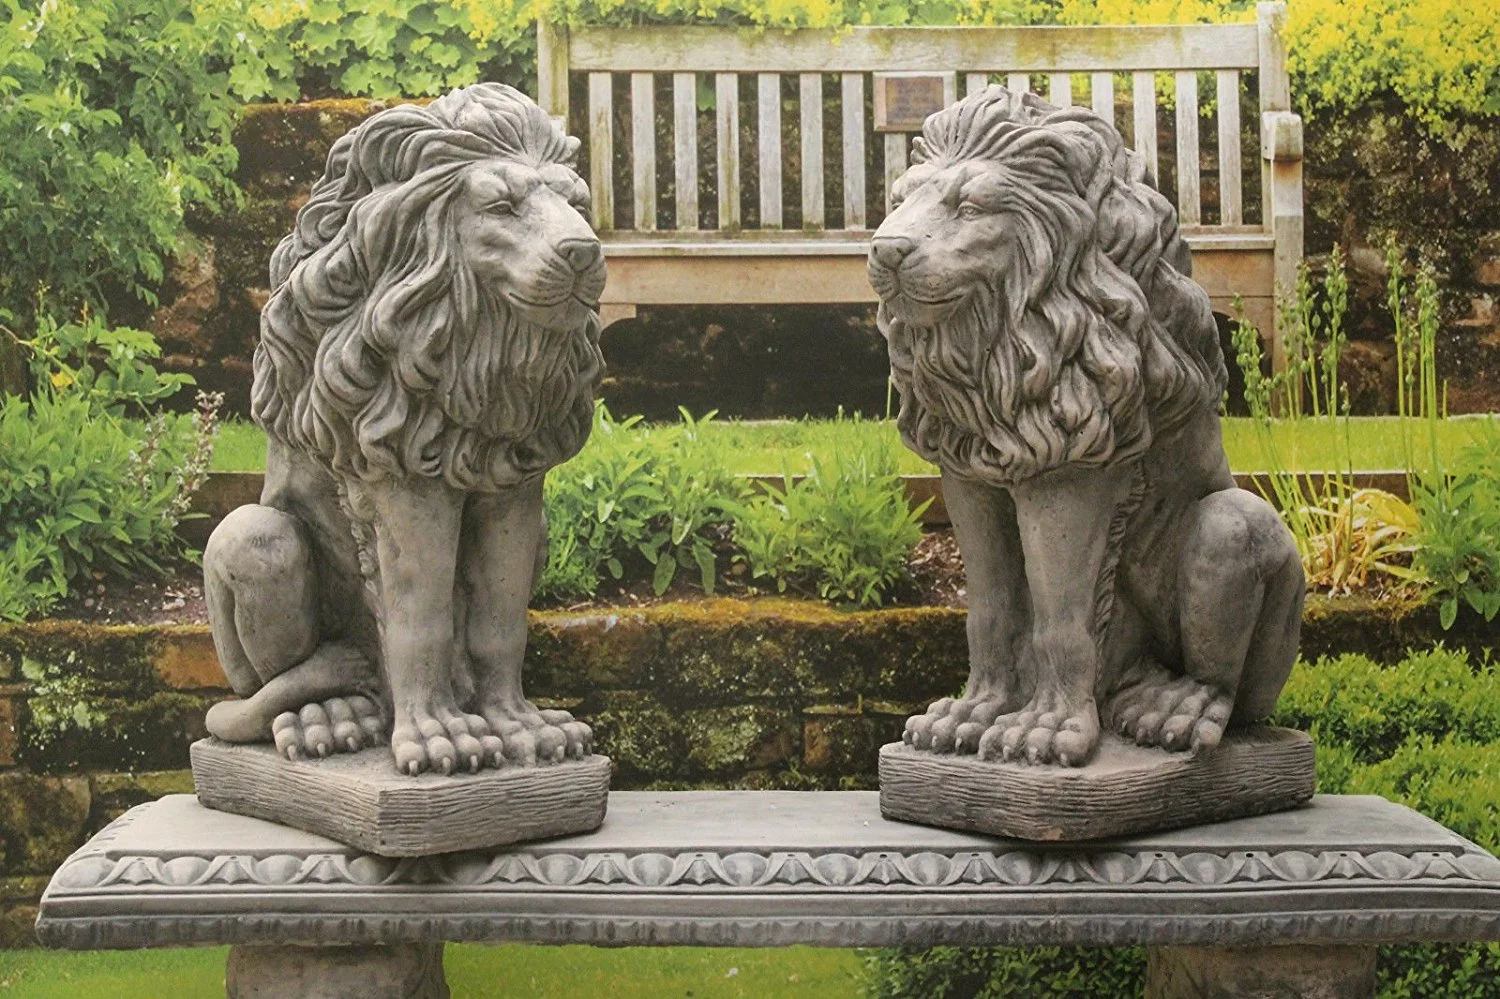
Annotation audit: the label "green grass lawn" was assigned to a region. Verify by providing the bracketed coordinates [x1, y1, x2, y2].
[0, 944, 862, 998]
[211, 414, 1500, 475]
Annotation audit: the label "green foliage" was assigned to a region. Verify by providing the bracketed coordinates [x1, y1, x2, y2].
[0, 324, 218, 621]
[1413, 427, 1500, 629]
[859, 945, 1146, 999]
[229, 0, 535, 101]
[538, 406, 748, 602]
[865, 648, 1500, 997]
[1270, 646, 1500, 764]
[537, 407, 918, 607]
[735, 415, 925, 606]
[0, 0, 247, 326]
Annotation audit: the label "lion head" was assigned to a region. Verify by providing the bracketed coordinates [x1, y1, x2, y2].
[868, 86, 1225, 487]
[251, 83, 606, 491]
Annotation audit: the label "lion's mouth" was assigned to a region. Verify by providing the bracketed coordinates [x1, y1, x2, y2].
[903, 291, 966, 307]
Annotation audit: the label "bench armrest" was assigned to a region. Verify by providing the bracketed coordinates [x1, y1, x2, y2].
[1261, 110, 1304, 163]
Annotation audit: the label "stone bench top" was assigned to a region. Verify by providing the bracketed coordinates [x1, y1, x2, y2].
[37, 792, 1500, 951]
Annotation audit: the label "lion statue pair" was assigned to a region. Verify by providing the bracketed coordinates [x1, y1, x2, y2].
[203, 81, 1299, 779]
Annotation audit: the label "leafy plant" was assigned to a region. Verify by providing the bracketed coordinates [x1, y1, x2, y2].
[1231, 243, 1438, 598]
[639, 408, 749, 596]
[0, 0, 248, 334]
[1412, 427, 1500, 629]
[9, 312, 194, 416]
[735, 414, 926, 607]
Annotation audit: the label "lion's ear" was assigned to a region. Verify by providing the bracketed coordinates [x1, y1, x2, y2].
[911, 137, 931, 165]
[561, 134, 582, 165]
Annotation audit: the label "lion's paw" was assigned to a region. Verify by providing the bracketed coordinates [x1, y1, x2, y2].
[904, 694, 1020, 754]
[389, 704, 504, 776]
[1106, 668, 1233, 753]
[481, 703, 592, 766]
[272, 695, 385, 761]
[975, 694, 1099, 767]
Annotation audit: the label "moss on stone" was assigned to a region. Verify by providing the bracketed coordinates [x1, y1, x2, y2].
[89, 770, 196, 831]
[679, 704, 799, 774]
[527, 609, 660, 694]
[0, 773, 90, 875]
[588, 691, 685, 782]
[18, 692, 211, 774]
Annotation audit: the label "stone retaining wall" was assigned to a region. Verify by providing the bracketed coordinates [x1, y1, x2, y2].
[0, 595, 1487, 946]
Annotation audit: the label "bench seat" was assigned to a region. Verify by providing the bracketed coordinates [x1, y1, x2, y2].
[36, 794, 1500, 941]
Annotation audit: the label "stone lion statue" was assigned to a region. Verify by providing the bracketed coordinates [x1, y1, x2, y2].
[869, 87, 1303, 767]
[201, 84, 605, 775]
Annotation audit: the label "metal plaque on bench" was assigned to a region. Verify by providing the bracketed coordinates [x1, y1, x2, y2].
[873, 72, 956, 132]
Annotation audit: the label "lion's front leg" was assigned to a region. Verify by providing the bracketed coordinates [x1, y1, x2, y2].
[976, 463, 1138, 766]
[363, 476, 501, 775]
[461, 479, 593, 766]
[905, 473, 1031, 754]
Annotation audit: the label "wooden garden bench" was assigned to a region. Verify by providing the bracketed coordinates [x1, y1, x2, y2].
[537, 1, 1304, 369]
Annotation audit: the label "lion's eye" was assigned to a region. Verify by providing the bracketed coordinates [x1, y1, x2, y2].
[958, 203, 986, 221]
[485, 200, 516, 216]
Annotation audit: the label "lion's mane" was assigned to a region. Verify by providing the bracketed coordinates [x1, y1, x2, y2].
[883, 86, 1226, 486]
[251, 83, 604, 491]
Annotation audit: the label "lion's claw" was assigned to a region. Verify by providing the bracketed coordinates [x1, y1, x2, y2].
[272, 695, 386, 762]
[1106, 664, 1233, 755]
[482, 703, 591, 766]
[974, 696, 1099, 767]
[903, 693, 1019, 755]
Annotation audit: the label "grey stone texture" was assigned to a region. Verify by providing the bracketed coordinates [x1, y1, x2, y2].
[36, 793, 1500, 951]
[879, 727, 1314, 840]
[227, 943, 448, 999]
[1146, 944, 1378, 999]
[868, 87, 1307, 832]
[191, 739, 610, 855]
[195, 83, 611, 845]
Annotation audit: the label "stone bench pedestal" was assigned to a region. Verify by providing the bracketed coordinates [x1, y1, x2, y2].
[37, 793, 1500, 998]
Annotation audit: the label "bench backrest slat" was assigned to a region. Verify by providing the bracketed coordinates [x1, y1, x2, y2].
[587, 72, 613, 230]
[1174, 70, 1201, 225]
[715, 73, 741, 229]
[569, 24, 1260, 73]
[1090, 71, 1115, 124]
[631, 73, 656, 231]
[758, 73, 784, 228]
[672, 73, 698, 230]
[1132, 70, 1159, 185]
[1217, 69, 1243, 225]
[841, 74, 867, 229]
[800, 73, 825, 228]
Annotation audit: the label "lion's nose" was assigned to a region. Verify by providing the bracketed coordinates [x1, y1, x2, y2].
[559, 238, 602, 273]
[871, 236, 915, 270]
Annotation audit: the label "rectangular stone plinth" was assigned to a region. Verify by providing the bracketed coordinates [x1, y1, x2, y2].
[36, 792, 1500, 951]
[880, 726, 1315, 841]
[190, 739, 610, 856]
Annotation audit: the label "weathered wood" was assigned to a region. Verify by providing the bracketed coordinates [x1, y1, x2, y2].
[966, 72, 987, 96]
[673, 73, 699, 230]
[1133, 70, 1159, 184]
[1090, 71, 1114, 122]
[1256, 2, 1291, 114]
[631, 73, 656, 231]
[568, 24, 1262, 73]
[841, 73, 866, 229]
[879, 727, 1315, 841]
[1258, 2, 1297, 376]
[1048, 71, 1072, 106]
[1267, 113, 1304, 376]
[536, 21, 569, 124]
[587, 72, 614, 230]
[1175, 70, 1201, 225]
[800, 73, 825, 229]
[1217, 69, 1243, 225]
[190, 739, 611, 857]
[1007, 72, 1029, 95]
[757, 73, 783, 227]
[883, 132, 907, 213]
[716, 72, 741, 229]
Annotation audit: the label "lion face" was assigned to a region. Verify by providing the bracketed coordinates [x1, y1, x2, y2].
[455, 161, 606, 333]
[868, 161, 1020, 328]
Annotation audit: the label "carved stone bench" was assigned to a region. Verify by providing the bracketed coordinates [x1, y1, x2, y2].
[36, 792, 1500, 999]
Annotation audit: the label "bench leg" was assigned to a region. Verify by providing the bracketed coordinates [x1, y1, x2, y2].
[226, 942, 449, 999]
[1146, 944, 1376, 999]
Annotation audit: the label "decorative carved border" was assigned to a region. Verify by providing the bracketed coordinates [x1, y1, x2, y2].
[49, 842, 1500, 894]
